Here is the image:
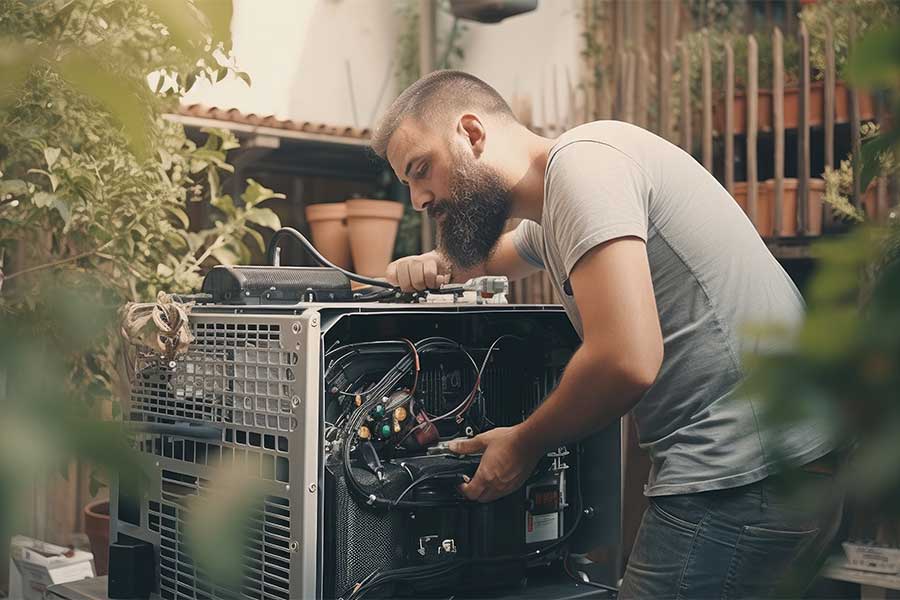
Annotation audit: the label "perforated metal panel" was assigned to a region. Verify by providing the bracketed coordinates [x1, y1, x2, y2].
[116, 310, 321, 600]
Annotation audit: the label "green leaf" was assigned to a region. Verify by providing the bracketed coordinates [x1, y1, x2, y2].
[57, 52, 152, 159]
[236, 71, 252, 87]
[846, 24, 900, 90]
[241, 179, 285, 207]
[166, 205, 190, 229]
[0, 180, 28, 197]
[858, 129, 900, 192]
[211, 194, 236, 217]
[210, 245, 240, 265]
[156, 262, 174, 277]
[244, 207, 281, 231]
[44, 147, 61, 170]
[33, 191, 56, 208]
[51, 198, 72, 227]
[195, 0, 235, 52]
[216, 66, 228, 82]
[245, 227, 266, 253]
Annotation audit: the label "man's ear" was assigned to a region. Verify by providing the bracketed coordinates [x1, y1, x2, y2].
[457, 114, 486, 158]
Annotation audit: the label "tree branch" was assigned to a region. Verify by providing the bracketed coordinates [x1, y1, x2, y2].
[4, 239, 114, 282]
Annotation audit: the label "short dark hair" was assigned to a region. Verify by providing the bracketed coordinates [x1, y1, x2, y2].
[370, 70, 516, 159]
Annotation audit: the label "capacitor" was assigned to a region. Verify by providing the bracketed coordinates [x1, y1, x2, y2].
[358, 425, 371, 439]
[372, 404, 386, 418]
[354, 394, 362, 407]
[394, 406, 408, 422]
[379, 423, 392, 438]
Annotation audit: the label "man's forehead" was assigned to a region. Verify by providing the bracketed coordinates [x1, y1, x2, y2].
[386, 121, 432, 177]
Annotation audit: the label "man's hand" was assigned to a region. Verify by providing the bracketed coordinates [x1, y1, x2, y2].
[385, 251, 452, 292]
[448, 425, 543, 503]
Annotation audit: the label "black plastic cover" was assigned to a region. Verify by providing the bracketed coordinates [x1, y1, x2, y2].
[108, 535, 154, 599]
[201, 265, 354, 304]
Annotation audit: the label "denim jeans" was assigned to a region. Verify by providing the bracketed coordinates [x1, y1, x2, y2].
[618, 470, 843, 599]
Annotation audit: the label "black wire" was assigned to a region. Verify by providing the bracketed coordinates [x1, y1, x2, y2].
[266, 227, 399, 290]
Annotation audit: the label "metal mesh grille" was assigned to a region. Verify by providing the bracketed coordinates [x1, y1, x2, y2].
[149, 469, 292, 600]
[130, 322, 299, 433]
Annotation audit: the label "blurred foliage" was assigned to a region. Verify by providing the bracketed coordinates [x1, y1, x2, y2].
[0, 0, 280, 562]
[393, 0, 468, 92]
[746, 15, 900, 525]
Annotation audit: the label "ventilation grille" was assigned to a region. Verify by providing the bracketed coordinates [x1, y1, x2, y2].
[149, 469, 292, 600]
[130, 322, 299, 433]
[137, 432, 290, 484]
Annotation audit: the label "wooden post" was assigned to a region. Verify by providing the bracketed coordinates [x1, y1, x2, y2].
[773, 27, 785, 237]
[798, 22, 811, 235]
[680, 43, 692, 153]
[637, 50, 650, 129]
[702, 30, 713, 172]
[657, 1, 672, 140]
[747, 35, 759, 229]
[725, 40, 735, 194]
[624, 51, 636, 124]
[824, 21, 836, 171]
[418, 0, 435, 252]
[876, 94, 889, 221]
[849, 16, 862, 209]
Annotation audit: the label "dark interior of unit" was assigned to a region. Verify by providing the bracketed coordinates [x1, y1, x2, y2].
[318, 310, 620, 599]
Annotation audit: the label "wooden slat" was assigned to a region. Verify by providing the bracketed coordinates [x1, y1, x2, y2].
[637, 50, 650, 129]
[616, 50, 627, 120]
[875, 92, 889, 221]
[849, 16, 862, 208]
[680, 43, 692, 153]
[659, 50, 673, 140]
[702, 30, 713, 172]
[824, 20, 836, 171]
[657, 0, 669, 137]
[747, 35, 759, 228]
[624, 50, 636, 124]
[725, 40, 735, 194]
[632, 0, 644, 55]
[773, 27, 785, 237]
[798, 22, 811, 235]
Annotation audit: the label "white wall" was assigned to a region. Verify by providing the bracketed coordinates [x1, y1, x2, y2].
[183, 0, 584, 130]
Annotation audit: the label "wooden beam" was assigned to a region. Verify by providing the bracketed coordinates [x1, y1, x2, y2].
[798, 21, 811, 235]
[773, 27, 785, 237]
[680, 43, 692, 153]
[747, 35, 759, 230]
[702, 30, 713, 172]
[725, 40, 735, 194]
[824, 20, 836, 171]
[849, 16, 862, 209]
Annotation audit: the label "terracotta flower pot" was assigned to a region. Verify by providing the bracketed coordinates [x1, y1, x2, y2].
[346, 199, 405, 277]
[714, 82, 876, 134]
[730, 181, 774, 237]
[763, 178, 825, 237]
[84, 499, 110, 576]
[304, 202, 353, 270]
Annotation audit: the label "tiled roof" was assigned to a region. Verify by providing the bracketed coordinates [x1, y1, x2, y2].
[176, 104, 372, 141]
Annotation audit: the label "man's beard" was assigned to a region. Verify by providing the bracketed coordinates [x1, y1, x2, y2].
[431, 153, 512, 270]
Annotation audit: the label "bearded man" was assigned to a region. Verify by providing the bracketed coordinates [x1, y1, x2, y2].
[371, 70, 841, 598]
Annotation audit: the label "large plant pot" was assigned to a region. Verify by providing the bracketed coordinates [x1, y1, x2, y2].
[84, 499, 110, 576]
[714, 81, 876, 134]
[763, 178, 825, 237]
[304, 203, 352, 270]
[731, 181, 773, 237]
[346, 199, 405, 277]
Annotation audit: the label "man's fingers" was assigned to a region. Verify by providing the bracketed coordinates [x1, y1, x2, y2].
[385, 262, 399, 285]
[409, 260, 426, 290]
[397, 261, 412, 292]
[448, 435, 486, 455]
[423, 259, 439, 289]
[459, 473, 486, 501]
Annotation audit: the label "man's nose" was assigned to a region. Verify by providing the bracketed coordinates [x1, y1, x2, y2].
[410, 188, 434, 212]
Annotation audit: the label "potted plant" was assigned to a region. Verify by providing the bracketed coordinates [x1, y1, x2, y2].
[346, 170, 405, 278]
[304, 201, 353, 270]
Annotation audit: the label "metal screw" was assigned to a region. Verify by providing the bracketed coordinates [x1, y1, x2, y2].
[291, 395, 301, 408]
[289, 541, 299, 552]
[310, 317, 319, 328]
[308, 483, 317, 493]
[465, 426, 474, 437]
[291, 322, 302, 334]
[285, 485, 290, 492]
[583, 506, 595, 518]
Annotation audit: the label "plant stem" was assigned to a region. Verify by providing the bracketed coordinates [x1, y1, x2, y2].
[5, 239, 115, 281]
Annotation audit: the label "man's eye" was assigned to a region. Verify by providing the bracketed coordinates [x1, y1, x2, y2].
[416, 164, 429, 178]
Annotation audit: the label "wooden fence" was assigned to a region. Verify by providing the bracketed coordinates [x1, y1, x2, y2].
[509, 0, 895, 306]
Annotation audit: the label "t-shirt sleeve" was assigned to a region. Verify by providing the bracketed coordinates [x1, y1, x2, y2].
[546, 141, 651, 275]
[511, 219, 545, 269]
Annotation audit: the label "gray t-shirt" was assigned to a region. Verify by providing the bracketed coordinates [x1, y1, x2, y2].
[514, 120, 835, 496]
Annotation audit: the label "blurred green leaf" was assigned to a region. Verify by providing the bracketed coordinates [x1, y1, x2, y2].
[57, 52, 151, 158]
[245, 207, 281, 231]
[0, 179, 28, 197]
[33, 191, 56, 208]
[236, 70, 251, 86]
[241, 179, 285, 207]
[847, 24, 900, 89]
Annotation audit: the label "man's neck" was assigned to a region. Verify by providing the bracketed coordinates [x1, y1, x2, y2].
[507, 129, 556, 223]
